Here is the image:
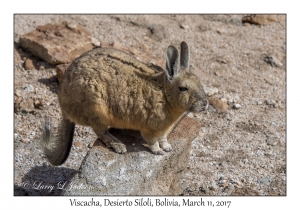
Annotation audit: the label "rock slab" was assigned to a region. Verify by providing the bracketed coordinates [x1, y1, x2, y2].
[19, 22, 99, 65]
[64, 117, 201, 196]
[242, 15, 285, 25]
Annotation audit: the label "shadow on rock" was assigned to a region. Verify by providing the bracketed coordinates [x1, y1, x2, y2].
[14, 165, 77, 196]
[98, 128, 151, 154]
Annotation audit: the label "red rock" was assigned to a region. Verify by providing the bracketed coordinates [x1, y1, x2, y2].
[19, 22, 99, 65]
[208, 97, 228, 112]
[24, 58, 36, 70]
[242, 15, 284, 25]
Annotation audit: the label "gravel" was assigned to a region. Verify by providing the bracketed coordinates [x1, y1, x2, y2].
[258, 177, 271, 186]
[233, 104, 241, 109]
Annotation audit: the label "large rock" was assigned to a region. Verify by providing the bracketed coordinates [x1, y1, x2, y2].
[64, 117, 201, 196]
[242, 15, 285, 25]
[19, 22, 100, 65]
[208, 97, 228, 112]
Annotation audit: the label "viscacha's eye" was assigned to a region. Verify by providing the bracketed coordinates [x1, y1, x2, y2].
[179, 87, 188, 92]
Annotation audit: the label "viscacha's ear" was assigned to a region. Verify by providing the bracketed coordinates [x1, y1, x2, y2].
[166, 45, 180, 80]
[180, 41, 190, 69]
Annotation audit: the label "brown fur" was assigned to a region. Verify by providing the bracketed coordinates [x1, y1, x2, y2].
[42, 41, 208, 165]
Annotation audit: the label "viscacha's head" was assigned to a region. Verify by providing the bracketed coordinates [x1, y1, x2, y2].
[164, 41, 208, 114]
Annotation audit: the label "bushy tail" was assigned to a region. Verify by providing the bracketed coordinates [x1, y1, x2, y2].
[42, 117, 75, 166]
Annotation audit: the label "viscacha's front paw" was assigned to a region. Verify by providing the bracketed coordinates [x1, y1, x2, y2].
[160, 142, 172, 152]
[152, 149, 165, 155]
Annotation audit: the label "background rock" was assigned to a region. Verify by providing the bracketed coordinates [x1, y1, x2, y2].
[19, 22, 99, 65]
[147, 24, 166, 41]
[208, 97, 228, 112]
[263, 54, 283, 67]
[233, 103, 241, 109]
[267, 137, 279, 146]
[242, 15, 284, 25]
[203, 86, 219, 96]
[24, 58, 37, 70]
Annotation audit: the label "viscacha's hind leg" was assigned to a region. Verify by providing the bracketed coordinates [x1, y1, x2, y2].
[93, 126, 127, 154]
[102, 131, 127, 153]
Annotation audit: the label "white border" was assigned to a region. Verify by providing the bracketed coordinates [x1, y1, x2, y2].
[3, 1, 297, 209]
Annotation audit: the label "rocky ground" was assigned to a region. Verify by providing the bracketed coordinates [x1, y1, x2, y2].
[14, 14, 286, 196]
